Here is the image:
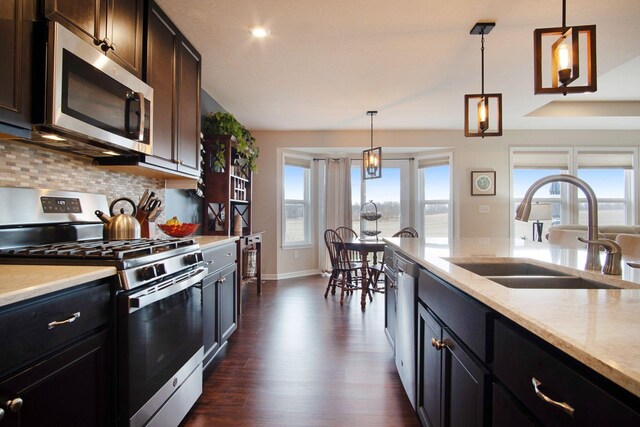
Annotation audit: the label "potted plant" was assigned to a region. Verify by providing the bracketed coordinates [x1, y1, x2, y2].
[202, 112, 260, 172]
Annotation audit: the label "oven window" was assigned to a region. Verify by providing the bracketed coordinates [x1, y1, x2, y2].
[125, 285, 202, 417]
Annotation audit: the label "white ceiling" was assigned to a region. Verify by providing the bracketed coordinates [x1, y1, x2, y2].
[156, 0, 640, 131]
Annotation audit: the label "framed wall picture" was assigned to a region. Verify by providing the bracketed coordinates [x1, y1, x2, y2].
[471, 171, 496, 196]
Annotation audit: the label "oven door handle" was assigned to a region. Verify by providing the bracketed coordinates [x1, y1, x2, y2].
[129, 268, 206, 310]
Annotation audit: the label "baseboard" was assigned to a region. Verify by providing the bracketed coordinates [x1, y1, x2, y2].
[262, 269, 322, 281]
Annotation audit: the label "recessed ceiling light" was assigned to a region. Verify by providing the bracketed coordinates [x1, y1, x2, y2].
[250, 27, 269, 38]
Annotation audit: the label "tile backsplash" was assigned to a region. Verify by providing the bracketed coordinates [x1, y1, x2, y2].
[0, 140, 165, 218]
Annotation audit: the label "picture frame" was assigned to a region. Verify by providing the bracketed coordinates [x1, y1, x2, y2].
[471, 171, 496, 196]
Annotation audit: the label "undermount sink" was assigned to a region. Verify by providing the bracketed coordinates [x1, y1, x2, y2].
[452, 262, 569, 277]
[451, 261, 620, 290]
[485, 275, 619, 290]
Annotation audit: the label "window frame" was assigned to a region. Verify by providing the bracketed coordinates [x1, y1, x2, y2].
[417, 152, 453, 242]
[282, 153, 313, 248]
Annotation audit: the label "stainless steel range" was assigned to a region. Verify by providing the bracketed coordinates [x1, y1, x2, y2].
[0, 187, 205, 427]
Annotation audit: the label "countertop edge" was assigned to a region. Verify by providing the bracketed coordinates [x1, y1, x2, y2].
[194, 236, 240, 250]
[0, 266, 117, 309]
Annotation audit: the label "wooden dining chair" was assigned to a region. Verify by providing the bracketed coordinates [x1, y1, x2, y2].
[369, 227, 419, 292]
[392, 227, 419, 238]
[335, 226, 362, 262]
[324, 229, 362, 304]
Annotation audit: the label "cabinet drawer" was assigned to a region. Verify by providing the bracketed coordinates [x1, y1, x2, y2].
[494, 319, 640, 427]
[203, 243, 236, 274]
[0, 280, 111, 378]
[419, 268, 492, 362]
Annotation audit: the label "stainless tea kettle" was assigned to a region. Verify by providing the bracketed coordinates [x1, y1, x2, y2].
[95, 197, 141, 240]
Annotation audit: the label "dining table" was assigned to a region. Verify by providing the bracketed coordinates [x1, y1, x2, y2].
[342, 237, 386, 309]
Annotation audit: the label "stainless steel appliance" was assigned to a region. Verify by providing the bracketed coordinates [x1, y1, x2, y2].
[30, 22, 153, 157]
[394, 251, 418, 409]
[0, 188, 203, 427]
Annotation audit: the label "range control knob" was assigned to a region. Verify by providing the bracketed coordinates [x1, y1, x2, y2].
[154, 263, 167, 276]
[184, 252, 203, 266]
[138, 265, 158, 281]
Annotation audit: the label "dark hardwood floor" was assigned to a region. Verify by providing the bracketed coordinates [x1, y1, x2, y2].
[182, 275, 420, 426]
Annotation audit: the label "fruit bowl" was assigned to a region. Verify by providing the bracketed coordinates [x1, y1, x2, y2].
[158, 223, 200, 238]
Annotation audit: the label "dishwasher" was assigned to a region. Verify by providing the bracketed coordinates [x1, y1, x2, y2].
[394, 251, 419, 409]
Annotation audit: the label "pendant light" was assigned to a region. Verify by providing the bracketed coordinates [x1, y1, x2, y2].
[533, 0, 596, 95]
[363, 110, 381, 180]
[464, 22, 502, 138]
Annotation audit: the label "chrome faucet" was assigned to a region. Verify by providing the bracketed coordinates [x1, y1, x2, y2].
[515, 174, 621, 274]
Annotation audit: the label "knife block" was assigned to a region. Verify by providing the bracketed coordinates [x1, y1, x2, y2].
[141, 220, 156, 239]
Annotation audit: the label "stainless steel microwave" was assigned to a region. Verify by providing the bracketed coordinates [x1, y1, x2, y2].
[32, 22, 153, 156]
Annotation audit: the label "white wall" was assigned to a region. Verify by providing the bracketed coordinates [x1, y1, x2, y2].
[251, 129, 640, 278]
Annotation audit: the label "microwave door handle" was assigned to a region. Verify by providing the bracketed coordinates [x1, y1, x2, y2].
[135, 92, 145, 142]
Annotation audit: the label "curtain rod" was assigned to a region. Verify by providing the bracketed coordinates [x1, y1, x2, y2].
[313, 157, 415, 161]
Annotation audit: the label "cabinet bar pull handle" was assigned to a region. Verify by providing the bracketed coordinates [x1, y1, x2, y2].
[48, 312, 80, 330]
[531, 377, 575, 417]
[431, 338, 446, 351]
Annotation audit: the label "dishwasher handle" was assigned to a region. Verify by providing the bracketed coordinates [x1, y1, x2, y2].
[394, 252, 418, 277]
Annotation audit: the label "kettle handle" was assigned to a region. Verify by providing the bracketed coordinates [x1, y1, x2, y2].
[109, 197, 138, 217]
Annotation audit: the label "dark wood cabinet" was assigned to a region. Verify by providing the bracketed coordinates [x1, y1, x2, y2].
[416, 301, 489, 427]
[0, 279, 113, 426]
[412, 263, 640, 427]
[202, 242, 238, 371]
[44, 0, 143, 77]
[493, 318, 640, 427]
[417, 304, 441, 427]
[0, 0, 34, 132]
[140, 0, 201, 178]
[384, 271, 396, 347]
[0, 330, 111, 427]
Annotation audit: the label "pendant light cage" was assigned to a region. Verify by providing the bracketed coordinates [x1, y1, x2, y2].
[533, 0, 597, 95]
[363, 110, 382, 180]
[464, 22, 502, 138]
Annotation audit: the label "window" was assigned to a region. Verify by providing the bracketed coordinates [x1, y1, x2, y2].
[510, 148, 637, 239]
[512, 149, 571, 239]
[418, 154, 452, 241]
[576, 151, 635, 225]
[351, 160, 409, 237]
[283, 156, 311, 246]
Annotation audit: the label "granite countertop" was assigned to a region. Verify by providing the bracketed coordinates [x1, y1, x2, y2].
[194, 235, 239, 249]
[384, 237, 640, 398]
[0, 265, 117, 309]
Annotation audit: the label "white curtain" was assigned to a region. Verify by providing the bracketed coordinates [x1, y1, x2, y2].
[322, 158, 352, 272]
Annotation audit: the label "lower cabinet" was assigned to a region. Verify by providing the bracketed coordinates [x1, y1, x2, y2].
[417, 303, 489, 427]
[0, 331, 110, 427]
[384, 273, 396, 348]
[202, 243, 238, 371]
[0, 279, 113, 426]
[493, 319, 640, 427]
[411, 263, 640, 427]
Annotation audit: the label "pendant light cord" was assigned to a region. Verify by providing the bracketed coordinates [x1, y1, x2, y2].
[480, 31, 485, 96]
[370, 113, 374, 149]
[561, 0, 567, 29]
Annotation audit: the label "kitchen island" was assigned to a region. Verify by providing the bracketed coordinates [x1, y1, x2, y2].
[384, 236, 640, 419]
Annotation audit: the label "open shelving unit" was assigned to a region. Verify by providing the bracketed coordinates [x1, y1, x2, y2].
[202, 135, 252, 236]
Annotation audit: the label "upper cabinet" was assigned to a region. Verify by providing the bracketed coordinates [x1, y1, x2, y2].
[0, 0, 34, 132]
[141, 0, 201, 177]
[44, 0, 144, 77]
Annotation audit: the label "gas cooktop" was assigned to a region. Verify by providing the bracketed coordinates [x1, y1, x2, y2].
[0, 238, 197, 260]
